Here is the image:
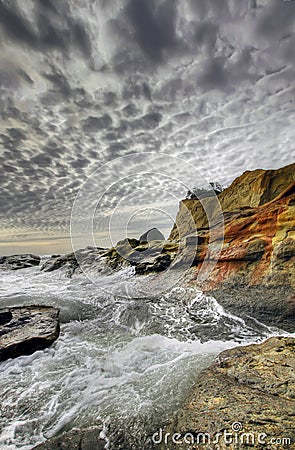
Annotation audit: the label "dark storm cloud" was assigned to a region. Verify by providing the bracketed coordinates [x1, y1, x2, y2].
[43, 68, 72, 98]
[257, 0, 295, 39]
[0, 0, 92, 57]
[198, 57, 227, 90]
[193, 21, 218, 53]
[126, 0, 179, 62]
[0, 1, 36, 47]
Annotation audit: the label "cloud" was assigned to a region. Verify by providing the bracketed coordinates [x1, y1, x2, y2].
[126, 0, 179, 62]
[0, 0, 92, 57]
[0, 0, 294, 251]
[256, 0, 295, 39]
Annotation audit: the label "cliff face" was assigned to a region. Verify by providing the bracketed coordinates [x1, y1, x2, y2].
[170, 163, 295, 331]
[169, 162, 295, 240]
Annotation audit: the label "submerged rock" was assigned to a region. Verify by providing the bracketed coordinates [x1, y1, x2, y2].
[0, 254, 40, 270]
[156, 336, 295, 450]
[0, 306, 60, 362]
[33, 426, 106, 450]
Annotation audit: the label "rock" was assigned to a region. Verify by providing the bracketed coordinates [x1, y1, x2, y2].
[170, 162, 295, 240]
[0, 254, 40, 270]
[156, 336, 295, 450]
[0, 306, 60, 362]
[41, 247, 109, 277]
[106, 239, 179, 274]
[139, 228, 165, 242]
[41, 253, 78, 275]
[168, 163, 295, 331]
[33, 426, 106, 450]
[0, 310, 12, 326]
[135, 253, 171, 275]
[208, 285, 295, 332]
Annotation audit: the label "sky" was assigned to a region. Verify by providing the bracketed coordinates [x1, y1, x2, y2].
[0, 0, 294, 255]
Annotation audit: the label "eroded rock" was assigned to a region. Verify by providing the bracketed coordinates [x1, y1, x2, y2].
[0, 254, 40, 270]
[167, 163, 295, 331]
[0, 306, 60, 362]
[156, 336, 295, 450]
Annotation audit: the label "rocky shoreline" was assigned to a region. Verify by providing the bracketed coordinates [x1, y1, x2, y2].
[31, 336, 295, 450]
[0, 162, 294, 448]
[5, 162, 292, 331]
[155, 336, 295, 450]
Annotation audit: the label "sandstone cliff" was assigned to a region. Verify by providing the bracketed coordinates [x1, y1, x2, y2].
[169, 163, 295, 331]
[169, 162, 295, 240]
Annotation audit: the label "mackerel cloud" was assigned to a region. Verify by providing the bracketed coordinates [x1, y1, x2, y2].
[0, 0, 294, 244]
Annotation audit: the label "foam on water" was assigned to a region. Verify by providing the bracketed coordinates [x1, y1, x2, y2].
[0, 267, 282, 449]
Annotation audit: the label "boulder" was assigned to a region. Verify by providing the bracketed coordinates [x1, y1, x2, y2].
[106, 240, 179, 274]
[0, 306, 60, 362]
[135, 253, 171, 275]
[0, 254, 40, 270]
[156, 336, 295, 450]
[41, 247, 109, 277]
[41, 253, 78, 274]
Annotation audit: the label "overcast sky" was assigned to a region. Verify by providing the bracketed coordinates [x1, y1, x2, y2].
[0, 0, 294, 255]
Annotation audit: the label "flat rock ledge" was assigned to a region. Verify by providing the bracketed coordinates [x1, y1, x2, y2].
[155, 336, 295, 450]
[0, 306, 60, 362]
[0, 254, 40, 270]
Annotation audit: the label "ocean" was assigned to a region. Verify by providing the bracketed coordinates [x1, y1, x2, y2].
[0, 260, 281, 449]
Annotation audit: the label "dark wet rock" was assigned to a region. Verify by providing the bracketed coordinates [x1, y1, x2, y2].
[106, 239, 179, 274]
[41, 253, 78, 275]
[140, 228, 165, 242]
[135, 253, 171, 275]
[0, 254, 40, 270]
[156, 336, 295, 450]
[207, 284, 295, 332]
[0, 306, 60, 362]
[0, 310, 12, 326]
[33, 426, 106, 450]
[41, 247, 109, 277]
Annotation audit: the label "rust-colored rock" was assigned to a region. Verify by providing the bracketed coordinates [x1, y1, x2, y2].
[169, 162, 295, 240]
[169, 163, 295, 331]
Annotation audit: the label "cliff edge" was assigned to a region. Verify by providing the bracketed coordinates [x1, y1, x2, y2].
[170, 163, 295, 331]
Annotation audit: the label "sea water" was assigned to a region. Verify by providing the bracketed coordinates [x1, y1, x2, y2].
[0, 263, 281, 449]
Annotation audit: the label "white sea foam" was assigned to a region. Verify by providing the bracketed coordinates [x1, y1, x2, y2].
[0, 268, 280, 449]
